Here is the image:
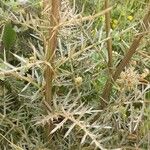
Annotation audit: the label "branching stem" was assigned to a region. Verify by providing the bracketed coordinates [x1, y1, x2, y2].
[101, 7, 150, 107]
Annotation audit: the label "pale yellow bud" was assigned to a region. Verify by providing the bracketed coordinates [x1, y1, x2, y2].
[29, 56, 35, 62]
[143, 68, 149, 74]
[74, 77, 83, 86]
[141, 68, 149, 78]
[130, 60, 137, 66]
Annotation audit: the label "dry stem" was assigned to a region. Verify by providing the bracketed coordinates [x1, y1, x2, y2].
[43, 0, 60, 144]
[44, 0, 60, 109]
[105, 0, 113, 72]
[102, 0, 113, 106]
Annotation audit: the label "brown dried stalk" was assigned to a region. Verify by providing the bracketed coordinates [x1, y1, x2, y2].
[100, 6, 150, 107]
[101, 0, 113, 106]
[43, 0, 60, 143]
[44, 0, 60, 108]
[105, 0, 113, 73]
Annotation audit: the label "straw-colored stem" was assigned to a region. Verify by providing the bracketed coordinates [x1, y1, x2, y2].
[105, 0, 112, 73]
[100, 0, 113, 106]
[43, 0, 60, 143]
[44, 0, 60, 108]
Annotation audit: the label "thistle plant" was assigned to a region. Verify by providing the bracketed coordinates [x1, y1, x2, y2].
[0, 0, 149, 150]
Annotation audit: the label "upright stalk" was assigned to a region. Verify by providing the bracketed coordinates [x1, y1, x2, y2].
[101, 0, 113, 107]
[43, 0, 60, 142]
[44, 0, 60, 109]
[105, 0, 113, 73]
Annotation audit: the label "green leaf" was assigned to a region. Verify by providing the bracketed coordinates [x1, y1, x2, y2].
[145, 90, 150, 100]
[2, 22, 17, 50]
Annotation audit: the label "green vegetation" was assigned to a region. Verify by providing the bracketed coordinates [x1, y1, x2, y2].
[0, 0, 149, 149]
